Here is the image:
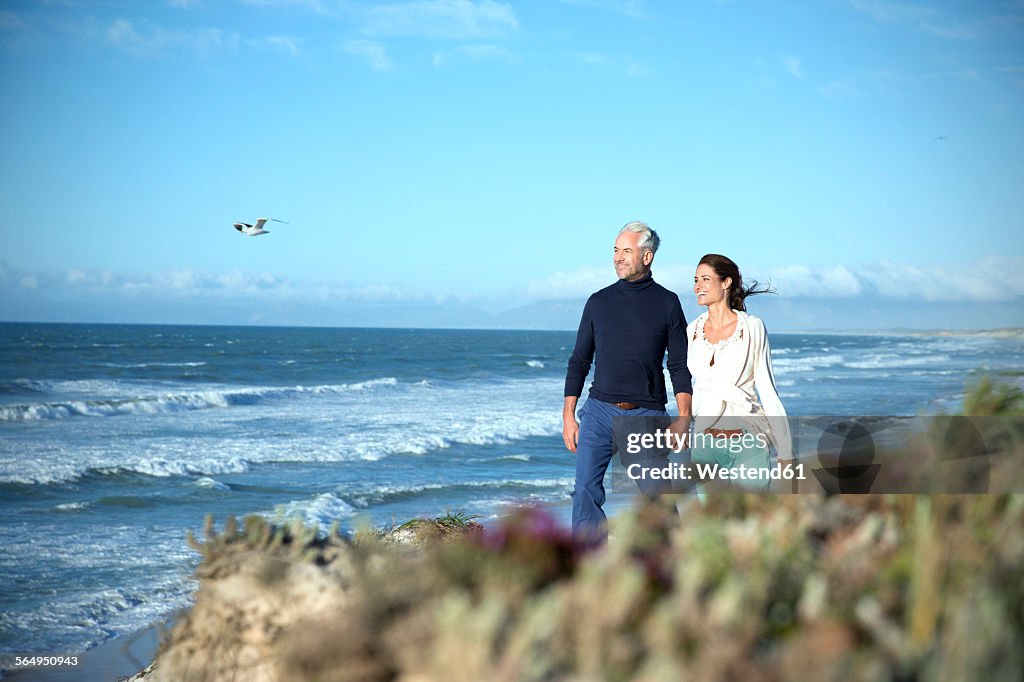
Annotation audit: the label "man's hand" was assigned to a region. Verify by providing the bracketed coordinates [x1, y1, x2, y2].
[666, 417, 690, 451]
[670, 392, 692, 451]
[563, 416, 580, 452]
[562, 396, 579, 452]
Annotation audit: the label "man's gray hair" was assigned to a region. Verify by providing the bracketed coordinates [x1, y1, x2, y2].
[619, 221, 660, 255]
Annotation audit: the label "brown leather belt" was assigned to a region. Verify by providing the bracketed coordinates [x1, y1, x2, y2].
[612, 401, 639, 410]
[704, 428, 745, 437]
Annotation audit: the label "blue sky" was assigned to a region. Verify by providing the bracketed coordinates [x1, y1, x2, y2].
[1, 0, 1022, 329]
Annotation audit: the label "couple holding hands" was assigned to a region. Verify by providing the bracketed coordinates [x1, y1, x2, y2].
[562, 221, 793, 542]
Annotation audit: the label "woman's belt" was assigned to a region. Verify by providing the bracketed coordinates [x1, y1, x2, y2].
[703, 428, 745, 438]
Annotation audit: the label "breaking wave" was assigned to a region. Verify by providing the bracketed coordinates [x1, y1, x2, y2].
[0, 378, 399, 422]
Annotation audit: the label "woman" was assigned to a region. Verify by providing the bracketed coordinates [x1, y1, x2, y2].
[687, 254, 792, 489]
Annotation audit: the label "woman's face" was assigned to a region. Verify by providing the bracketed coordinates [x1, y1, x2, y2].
[694, 263, 730, 307]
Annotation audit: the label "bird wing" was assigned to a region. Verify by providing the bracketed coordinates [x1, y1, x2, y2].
[255, 218, 269, 230]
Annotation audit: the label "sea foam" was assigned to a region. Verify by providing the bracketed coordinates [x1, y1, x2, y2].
[0, 378, 401, 422]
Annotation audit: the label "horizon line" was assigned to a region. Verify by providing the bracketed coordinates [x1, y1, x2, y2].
[1, 318, 1022, 337]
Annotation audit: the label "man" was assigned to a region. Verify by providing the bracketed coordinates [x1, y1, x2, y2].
[563, 221, 693, 543]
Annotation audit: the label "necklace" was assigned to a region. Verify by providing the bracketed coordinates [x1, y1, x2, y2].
[696, 314, 744, 367]
[704, 314, 737, 344]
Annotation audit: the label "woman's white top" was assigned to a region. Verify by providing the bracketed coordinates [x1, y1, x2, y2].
[686, 310, 793, 459]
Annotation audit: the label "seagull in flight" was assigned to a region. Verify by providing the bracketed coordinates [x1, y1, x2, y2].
[233, 218, 288, 236]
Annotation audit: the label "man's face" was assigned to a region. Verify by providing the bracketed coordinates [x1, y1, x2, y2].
[613, 230, 653, 281]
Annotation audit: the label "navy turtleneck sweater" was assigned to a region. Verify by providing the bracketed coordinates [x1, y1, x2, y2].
[564, 272, 692, 410]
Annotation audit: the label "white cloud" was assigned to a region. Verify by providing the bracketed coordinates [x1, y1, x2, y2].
[107, 18, 139, 48]
[455, 42, 515, 61]
[5, 1, 524, 63]
[525, 263, 695, 301]
[563, 50, 650, 79]
[0, 9, 36, 49]
[848, 0, 929, 25]
[870, 257, 1024, 302]
[64, 266, 117, 284]
[107, 18, 239, 57]
[177, 27, 241, 56]
[238, 0, 333, 15]
[566, 51, 608, 65]
[818, 80, 860, 99]
[257, 35, 302, 56]
[526, 266, 612, 301]
[624, 58, 650, 78]
[770, 265, 862, 297]
[820, 266, 863, 296]
[555, 0, 646, 19]
[782, 54, 803, 79]
[0, 10, 26, 31]
[527, 256, 1024, 303]
[164, 270, 203, 291]
[66, 268, 89, 285]
[434, 42, 517, 66]
[2, 264, 463, 306]
[4, 257, 1023, 317]
[328, 283, 436, 303]
[816, 68, 897, 99]
[847, 0, 1022, 41]
[359, 0, 518, 40]
[775, 258, 1024, 301]
[343, 39, 393, 70]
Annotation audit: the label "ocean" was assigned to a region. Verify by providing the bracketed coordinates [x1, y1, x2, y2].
[1, 322, 1022, 656]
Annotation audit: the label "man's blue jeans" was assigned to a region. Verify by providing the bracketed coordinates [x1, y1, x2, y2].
[571, 398, 670, 543]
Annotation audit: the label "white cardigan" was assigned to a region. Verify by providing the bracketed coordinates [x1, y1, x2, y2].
[686, 310, 793, 460]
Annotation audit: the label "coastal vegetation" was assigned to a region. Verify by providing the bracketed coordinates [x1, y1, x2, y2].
[134, 381, 1024, 682]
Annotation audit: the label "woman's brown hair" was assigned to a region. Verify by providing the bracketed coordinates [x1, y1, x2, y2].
[698, 254, 776, 312]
